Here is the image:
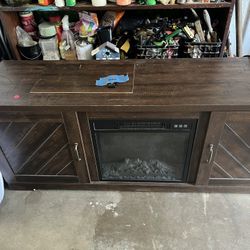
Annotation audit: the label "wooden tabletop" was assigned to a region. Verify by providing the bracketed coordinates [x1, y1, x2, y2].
[0, 58, 249, 112]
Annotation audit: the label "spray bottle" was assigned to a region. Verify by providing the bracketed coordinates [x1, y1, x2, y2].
[59, 15, 76, 60]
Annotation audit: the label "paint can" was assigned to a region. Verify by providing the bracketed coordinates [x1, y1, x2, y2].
[19, 11, 37, 39]
[38, 22, 57, 38]
[17, 40, 42, 60]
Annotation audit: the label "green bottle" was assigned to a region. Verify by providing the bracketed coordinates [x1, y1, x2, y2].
[66, 0, 76, 6]
[146, 0, 156, 5]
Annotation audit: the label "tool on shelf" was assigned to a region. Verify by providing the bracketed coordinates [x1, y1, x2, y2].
[203, 9, 217, 42]
[12, 1, 229, 61]
[191, 8, 205, 42]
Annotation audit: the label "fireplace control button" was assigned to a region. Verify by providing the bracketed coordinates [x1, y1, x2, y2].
[173, 124, 189, 129]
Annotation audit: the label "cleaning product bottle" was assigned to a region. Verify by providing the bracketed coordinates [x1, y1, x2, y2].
[60, 15, 76, 60]
[66, 0, 76, 6]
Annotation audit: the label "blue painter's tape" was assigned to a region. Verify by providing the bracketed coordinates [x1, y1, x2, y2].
[23, 4, 59, 12]
[96, 74, 129, 87]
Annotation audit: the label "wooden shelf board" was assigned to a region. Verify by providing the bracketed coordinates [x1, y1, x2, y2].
[0, 2, 232, 12]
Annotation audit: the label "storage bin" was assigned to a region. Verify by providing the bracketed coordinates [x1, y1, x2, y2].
[137, 44, 179, 59]
[184, 42, 222, 58]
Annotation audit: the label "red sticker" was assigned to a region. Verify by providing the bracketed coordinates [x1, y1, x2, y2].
[13, 95, 21, 100]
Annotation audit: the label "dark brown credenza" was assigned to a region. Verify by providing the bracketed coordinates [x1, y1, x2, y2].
[0, 59, 250, 192]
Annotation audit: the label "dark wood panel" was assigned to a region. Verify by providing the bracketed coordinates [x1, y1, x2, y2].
[30, 64, 135, 94]
[37, 146, 75, 176]
[18, 125, 71, 175]
[78, 113, 100, 181]
[62, 112, 90, 183]
[209, 179, 250, 186]
[188, 112, 210, 183]
[0, 122, 35, 156]
[15, 175, 79, 183]
[213, 145, 249, 178]
[196, 112, 227, 185]
[210, 162, 232, 179]
[227, 112, 250, 122]
[220, 124, 250, 171]
[0, 112, 62, 122]
[57, 163, 76, 176]
[209, 112, 250, 182]
[6, 180, 250, 193]
[7, 122, 60, 173]
[0, 122, 10, 137]
[226, 122, 250, 146]
[0, 114, 82, 185]
[88, 112, 200, 120]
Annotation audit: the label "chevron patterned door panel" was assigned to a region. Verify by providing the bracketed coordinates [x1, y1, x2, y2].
[0, 113, 80, 184]
[209, 113, 250, 183]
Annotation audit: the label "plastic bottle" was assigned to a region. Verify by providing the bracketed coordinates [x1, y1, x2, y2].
[66, 0, 76, 6]
[116, 0, 131, 6]
[55, 0, 65, 7]
[91, 0, 106, 6]
[38, 0, 53, 5]
[60, 15, 76, 60]
[49, 16, 62, 43]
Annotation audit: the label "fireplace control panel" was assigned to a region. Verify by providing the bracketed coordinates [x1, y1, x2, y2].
[92, 120, 194, 131]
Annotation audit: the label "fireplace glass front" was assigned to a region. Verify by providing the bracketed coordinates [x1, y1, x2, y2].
[90, 120, 197, 182]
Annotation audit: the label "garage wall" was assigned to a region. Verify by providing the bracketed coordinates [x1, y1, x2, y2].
[229, 0, 250, 56]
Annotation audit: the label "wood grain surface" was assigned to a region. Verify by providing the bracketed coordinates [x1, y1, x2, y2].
[30, 63, 135, 94]
[209, 112, 250, 182]
[0, 58, 249, 112]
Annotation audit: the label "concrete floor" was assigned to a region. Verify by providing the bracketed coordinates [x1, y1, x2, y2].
[0, 190, 250, 250]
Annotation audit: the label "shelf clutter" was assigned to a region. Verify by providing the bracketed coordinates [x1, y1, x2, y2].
[1, 0, 233, 60]
[1, 0, 231, 8]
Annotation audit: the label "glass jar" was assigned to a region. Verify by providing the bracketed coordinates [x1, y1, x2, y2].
[39, 35, 60, 60]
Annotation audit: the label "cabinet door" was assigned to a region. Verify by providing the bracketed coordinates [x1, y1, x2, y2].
[197, 112, 250, 186]
[0, 112, 89, 187]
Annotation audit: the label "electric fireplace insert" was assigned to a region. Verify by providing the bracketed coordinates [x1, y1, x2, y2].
[90, 120, 197, 182]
